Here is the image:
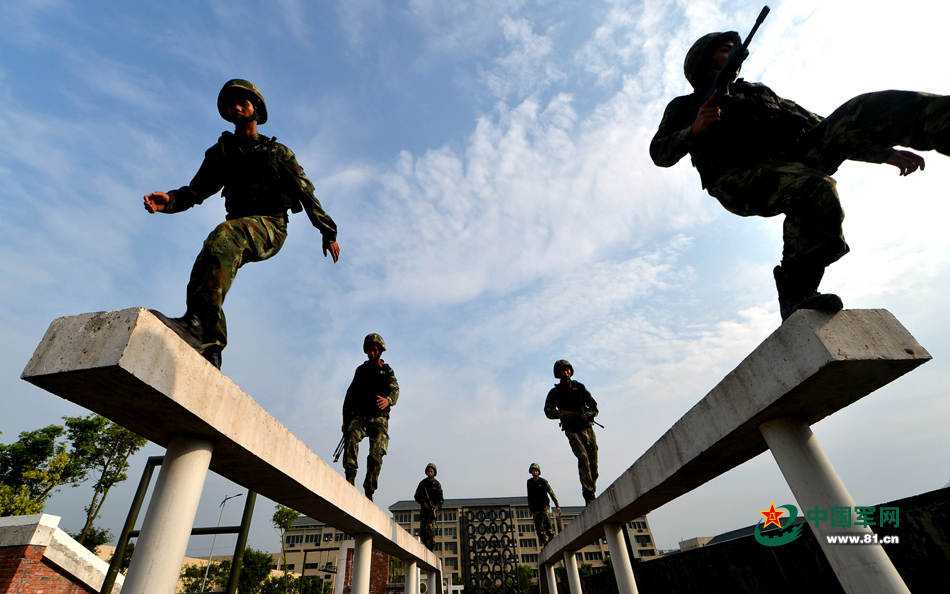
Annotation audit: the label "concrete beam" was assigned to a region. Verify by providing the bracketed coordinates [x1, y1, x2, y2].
[21, 308, 438, 569]
[540, 309, 928, 563]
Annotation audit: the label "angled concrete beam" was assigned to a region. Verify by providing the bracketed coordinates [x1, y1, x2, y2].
[540, 309, 928, 563]
[21, 308, 438, 570]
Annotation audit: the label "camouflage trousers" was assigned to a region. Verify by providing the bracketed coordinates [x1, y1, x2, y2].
[532, 507, 556, 547]
[420, 510, 437, 550]
[186, 215, 288, 349]
[565, 427, 598, 495]
[342, 416, 390, 496]
[709, 91, 950, 267]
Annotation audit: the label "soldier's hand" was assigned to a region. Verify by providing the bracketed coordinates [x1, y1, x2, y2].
[341, 423, 346, 433]
[579, 414, 588, 423]
[376, 395, 390, 410]
[691, 91, 720, 136]
[556, 507, 562, 516]
[324, 241, 340, 263]
[144, 192, 170, 214]
[886, 150, 925, 176]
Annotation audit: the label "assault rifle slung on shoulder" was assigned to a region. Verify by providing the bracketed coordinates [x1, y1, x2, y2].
[690, 5, 770, 121]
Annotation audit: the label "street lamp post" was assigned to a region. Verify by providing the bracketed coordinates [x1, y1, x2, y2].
[200, 493, 244, 593]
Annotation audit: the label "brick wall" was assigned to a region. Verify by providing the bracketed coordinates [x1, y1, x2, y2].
[0, 544, 97, 594]
[343, 545, 393, 594]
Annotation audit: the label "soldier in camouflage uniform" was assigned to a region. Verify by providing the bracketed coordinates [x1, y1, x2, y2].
[544, 360, 599, 505]
[414, 462, 443, 551]
[342, 334, 399, 501]
[651, 32, 950, 321]
[144, 79, 339, 368]
[526, 463, 560, 547]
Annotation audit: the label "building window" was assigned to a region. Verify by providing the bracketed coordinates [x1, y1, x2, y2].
[285, 535, 303, 546]
[443, 527, 457, 537]
[444, 542, 457, 553]
[584, 552, 603, 561]
[305, 563, 320, 569]
[640, 549, 655, 557]
[517, 524, 535, 534]
[414, 529, 420, 536]
[441, 511, 457, 522]
[395, 513, 411, 523]
[414, 513, 421, 522]
[445, 558, 457, 568]
[515, 509, 531, 519]
[575, 553, 582, 563]
[521, 554, 539, 563]
[634, 535, 652, 545]
[519, 539, 537, 548]
[628, 521, 647, 531]
[433, 543, 442, 552]
[305, 534, 320, 544]
[324, 533, 333, 542]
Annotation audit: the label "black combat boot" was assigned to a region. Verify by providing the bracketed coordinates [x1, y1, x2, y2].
[202, 346, 222, 369]
[149, 310, 204, 350]
[345, 469, 357, 486]
[773, 263, 843, 322]
[582, 489, 595, 506]
[364, 490, 374, 502]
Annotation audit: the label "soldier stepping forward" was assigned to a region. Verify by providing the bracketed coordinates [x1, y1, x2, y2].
[341, 334, 399, 502]
[144, 79, 340, 368]
[545, 360, 600, 505]
[651, 29, 950, 321]
[414, 463, 444, 551]
[527, 463, 561, 547]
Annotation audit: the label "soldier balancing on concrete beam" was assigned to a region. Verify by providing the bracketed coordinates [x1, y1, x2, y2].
[341, 333, 399, 502]
[650, 20, 950, 322]
[144, 79, 340, 369]
[527, 463, 561, 547]
[414, 463, 444, 551]
[545, 359, 600, 506]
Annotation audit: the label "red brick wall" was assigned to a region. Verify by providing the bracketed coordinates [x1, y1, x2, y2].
[343, 545, 393, 594]
[0, 545, 97, 594]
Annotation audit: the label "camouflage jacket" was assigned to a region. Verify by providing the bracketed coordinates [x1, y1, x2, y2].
[650, 80, 893, 188]
[414, 477, 443, 516]
[342, 360, 399, 424]
[526, 476, 559, 513]
[164, 132, 337, 246]
[544, 380, 598, 432]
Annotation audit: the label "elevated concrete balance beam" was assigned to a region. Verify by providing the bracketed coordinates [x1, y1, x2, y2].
[22, 308, 439, 593]
[540, 309, 928, 594]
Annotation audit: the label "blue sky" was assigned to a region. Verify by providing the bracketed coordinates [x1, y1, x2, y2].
[2, 0, 948, 558]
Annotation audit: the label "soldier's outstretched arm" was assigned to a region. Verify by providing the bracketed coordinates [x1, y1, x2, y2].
[324, 241, 341, 263]
[885, 150, 925, 176]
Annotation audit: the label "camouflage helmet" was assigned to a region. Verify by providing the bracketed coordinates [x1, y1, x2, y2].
[683, 32, 742, 89]
[217, 79, 268, 125]
[553, 359, 574, 378]
[425, 462, 437, 476]
[363, 333, 386, 353]
[529, 463, 541, 474]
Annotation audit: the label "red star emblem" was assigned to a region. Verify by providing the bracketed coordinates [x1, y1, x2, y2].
[759, 502, 785, 529]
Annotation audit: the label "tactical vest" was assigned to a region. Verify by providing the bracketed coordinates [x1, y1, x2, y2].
[217, 132, 304, 219]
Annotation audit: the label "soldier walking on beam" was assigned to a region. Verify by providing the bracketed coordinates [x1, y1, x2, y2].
[651, 18, 950, 322]
[341, 333, 399, 501]
[144, 79, 340, 369]
[545, 360, 600, 505]
[527, 463, 561, 547]
[414, 463, 443, 551]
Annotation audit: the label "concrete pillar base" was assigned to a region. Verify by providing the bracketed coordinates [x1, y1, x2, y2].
[604, 523, 638, 594]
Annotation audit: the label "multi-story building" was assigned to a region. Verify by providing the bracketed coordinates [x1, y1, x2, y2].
[280, 496, 656, 588]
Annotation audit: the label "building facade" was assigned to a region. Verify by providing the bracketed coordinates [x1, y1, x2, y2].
[281, 496, 656, 589]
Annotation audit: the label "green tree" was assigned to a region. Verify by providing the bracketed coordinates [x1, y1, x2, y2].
[272, 504, 300, 594]
[516, 565, 535, 591]
[68, 525, 113, 555]
[0, 425, 86, 515]
[67, 416, 146, 547]
[578, 563, 594, 577]
[180, 560, 229, 592]
[240, 547, 278, 594]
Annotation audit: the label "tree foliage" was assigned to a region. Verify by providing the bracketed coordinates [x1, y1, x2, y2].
[272, 503, 300, 575]
[179, 547, 277, 594]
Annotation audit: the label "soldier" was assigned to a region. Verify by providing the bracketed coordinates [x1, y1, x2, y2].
[144, 79, 340, 368]
[414, 463, 444, 551]
[341, 333, 399, 501]
[544, 360, 599, 505]
[526, 463, 560, 547]
[650, 31, 950, 321]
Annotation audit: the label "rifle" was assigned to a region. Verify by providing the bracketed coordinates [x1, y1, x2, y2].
[332, 435, 346, 463]
[691, 6, 770, 120]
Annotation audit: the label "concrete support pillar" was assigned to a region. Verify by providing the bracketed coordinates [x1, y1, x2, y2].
[123, 435, 214, 594]
[563, 551, 582, 594]
[352, 535, 373, 594]
[428, 566, 443, 594]
[604, 523, 639, 594]
[543, 563, 558, 594]
[405, 559, 419, 594]
[760, 417, 909, 594]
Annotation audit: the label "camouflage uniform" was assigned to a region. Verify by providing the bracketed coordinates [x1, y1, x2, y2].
[414, 464, 443, 550]
[342, 358, 399, 498]
[651, 33, 950, 275]
[526, 472, 559, 547]
[544, 381, 599, 502]
[163, 131, 338, 349]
